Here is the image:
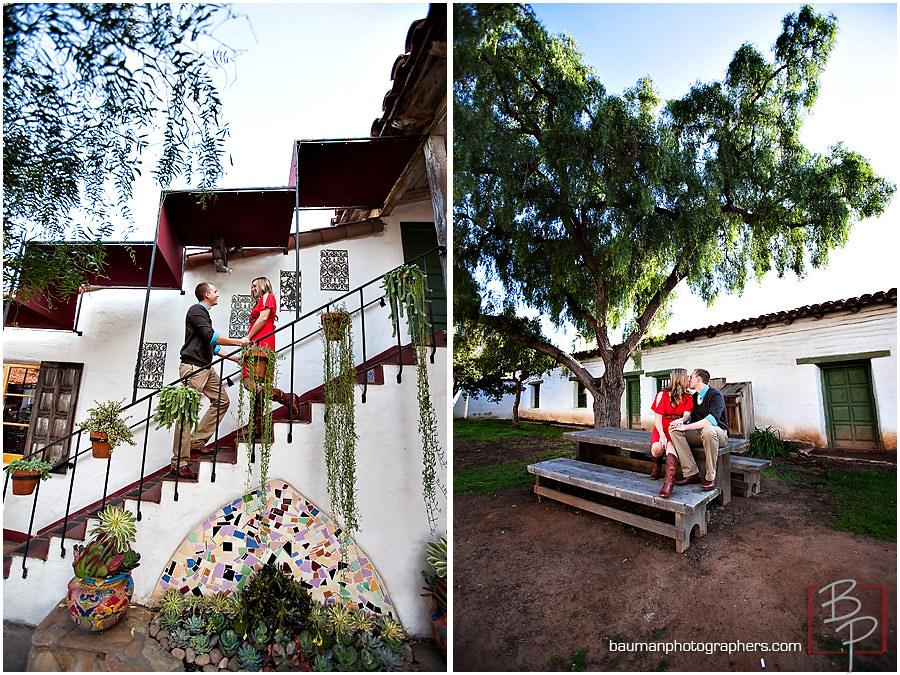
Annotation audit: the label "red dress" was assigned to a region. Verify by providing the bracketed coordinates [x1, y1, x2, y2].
[243, 293, 277, 378]
[650, 390, 694, 445]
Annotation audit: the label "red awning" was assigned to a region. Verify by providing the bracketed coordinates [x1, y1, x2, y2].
[159, 188, 296, 249]
[289, 137, 422, 208]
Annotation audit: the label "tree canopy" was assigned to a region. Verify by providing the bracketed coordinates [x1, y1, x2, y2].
[453, 3, 895, 426]
[3, 3, 238, 303]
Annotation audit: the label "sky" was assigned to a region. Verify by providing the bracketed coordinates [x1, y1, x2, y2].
[126, 2, 431, 239]
[518, 2, 898, 347]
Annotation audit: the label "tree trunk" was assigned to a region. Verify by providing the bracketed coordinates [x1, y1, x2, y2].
[590, 367, 627, 428]
[512, 379, 522, 429]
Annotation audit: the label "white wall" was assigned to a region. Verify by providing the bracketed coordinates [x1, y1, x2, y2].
[462, 303, 897, 450]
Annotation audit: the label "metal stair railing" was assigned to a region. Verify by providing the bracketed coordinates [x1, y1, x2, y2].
[2, 246, 445, 579]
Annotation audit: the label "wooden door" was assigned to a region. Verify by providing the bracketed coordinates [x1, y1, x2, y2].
[400, 222, 447, 330]
[25, 362, 83, 466]
[626, 377, 641, 429]
[822, 363, 878, 450]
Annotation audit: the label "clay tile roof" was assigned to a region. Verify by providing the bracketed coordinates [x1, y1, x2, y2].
[661, 289, 897, 346]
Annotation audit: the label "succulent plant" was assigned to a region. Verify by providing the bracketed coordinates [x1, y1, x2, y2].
[332, 643, 359, 671]
[189, 634, 211, 655]
[89, 505, 137, 551]
[327, 603, 355, 638]
[224, 592, 243, 619]
[298, 630, 317, 655]
[169, 627, 191, 649]
[72, 534, 140, 579]
[159, 610, 181, 632]
[218, 629, 239, 657]
[307, 604, 329, 632]
[358, 633, 384, 652]
[374, 646, 404, 672]
[185, 593, 205, 617]
[237, 643, 262, 671]
[249, 620, 270, 648]
[351, 608, 376, 636]
[184, 615, 206, 635]
[160, 588, 186, 616]
[377, 616, 405, 648]
[205, 612, 227, 634]
[312, 654, 335, 672]
[360, 648, 381, 672]
[206, 592, 230, 616]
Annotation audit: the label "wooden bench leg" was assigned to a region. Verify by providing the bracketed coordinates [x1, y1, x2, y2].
[717, 454, 731, 505]
[674, 507, 708, 553]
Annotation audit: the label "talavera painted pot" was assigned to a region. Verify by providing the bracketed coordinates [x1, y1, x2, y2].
[66, 572, 134, 632]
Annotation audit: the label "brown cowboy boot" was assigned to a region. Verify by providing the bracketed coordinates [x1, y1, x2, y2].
[271, 388, 303, 418]
[649, 453, 663, 480]
[658, 453, 678, 499]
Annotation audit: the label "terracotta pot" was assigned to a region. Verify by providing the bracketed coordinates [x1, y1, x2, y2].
[245, 348, 274, 382]
[430, 577, 447, 652]
[10, 470, 40, 495]
[90, 432, 112, 459]
[320, 312, 350, 341]
[66, 572, 134, 632]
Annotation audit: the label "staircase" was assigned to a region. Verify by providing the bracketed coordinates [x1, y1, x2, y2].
[4, 333, 446, 630]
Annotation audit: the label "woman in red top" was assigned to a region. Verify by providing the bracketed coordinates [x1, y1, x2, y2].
[649, 368, 693, 498]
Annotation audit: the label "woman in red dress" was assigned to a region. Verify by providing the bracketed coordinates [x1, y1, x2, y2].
[241, 277, 301, 438]
[649, 368, 693, 498]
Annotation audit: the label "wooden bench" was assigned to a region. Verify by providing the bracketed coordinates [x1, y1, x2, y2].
[527, 458, 720, 552]
[730, 456, 772, 497]
[562, 427, 751, 505]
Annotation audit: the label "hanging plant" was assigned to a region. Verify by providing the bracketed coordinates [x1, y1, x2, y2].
[381, 264, 446, 533]
[152, 385, 201, 434]
[238, 344, 279, 509]
[321, 303, 359, 537]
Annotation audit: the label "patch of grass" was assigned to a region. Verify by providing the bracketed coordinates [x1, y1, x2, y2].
[654, 656, 670, 671]
[455, 458, 539, 494]
[504, 636, 518, 648]
[765, 461, 896, 541]
[564, 647, 588, 671]
[454, 417, 568, 441]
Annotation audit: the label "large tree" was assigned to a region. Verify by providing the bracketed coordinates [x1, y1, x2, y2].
[454, 3, 895, 428]
[3, 3, 238, 304]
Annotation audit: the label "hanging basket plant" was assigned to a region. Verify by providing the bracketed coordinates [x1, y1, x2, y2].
[77, 399, 137, 458]
[4, 457, 54, 495]
[239, 344, 279, 508]
[152, 385, 201, 435]
[321, 311, 351, 341]
[321, 303, 359, 537]
[381, 264, 446, 533]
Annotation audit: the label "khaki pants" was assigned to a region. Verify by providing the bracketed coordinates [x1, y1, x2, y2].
[172, 363, 230, 469]
[670, 425, 728, 481]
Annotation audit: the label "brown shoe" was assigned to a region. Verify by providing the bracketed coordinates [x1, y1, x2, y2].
[701, 479, 717, 491]
[674, 472, 701, 486]
[191, 444, 216, 455]
[649, 455, 663, 480]
[169, 464, 198, 480]
[658, 454, 678, 498]
[271, 388, 303, 418]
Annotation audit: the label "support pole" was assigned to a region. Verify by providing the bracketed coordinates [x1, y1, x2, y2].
[133, 194, 165, 403]
[423, 135, 447, 286]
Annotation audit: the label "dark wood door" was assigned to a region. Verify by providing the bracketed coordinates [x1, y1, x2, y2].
[626, 377, 641, 429]
[25, 362, 83, 466]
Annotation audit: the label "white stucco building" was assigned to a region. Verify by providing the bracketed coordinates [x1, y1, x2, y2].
[457, 289, 897, 453]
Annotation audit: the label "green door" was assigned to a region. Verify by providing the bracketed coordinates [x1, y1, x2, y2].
[626, 377, 641, 429]
[400, 222, 446, 330]
[822, 363, 879, 450]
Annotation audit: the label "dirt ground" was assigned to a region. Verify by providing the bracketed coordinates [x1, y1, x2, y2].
[453, 431, 897, 672]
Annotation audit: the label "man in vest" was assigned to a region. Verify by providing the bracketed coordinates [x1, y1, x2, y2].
[668, 368, 729, 490]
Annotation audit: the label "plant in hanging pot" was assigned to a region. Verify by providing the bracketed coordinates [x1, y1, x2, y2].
[4, 456, 54, 495]
[238, 344, 279, 503]
[420, 537, 447, 652]
[66, 505, 141, 632]
[321, 303, 360, 538]
[77, 399, 136, 459]
[152, 384, 201, 434]
[382, 264, 446, 533]
[320, 309, 351, 341]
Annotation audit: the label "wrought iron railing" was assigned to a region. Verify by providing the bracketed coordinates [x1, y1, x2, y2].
[2, 247, 445, 578]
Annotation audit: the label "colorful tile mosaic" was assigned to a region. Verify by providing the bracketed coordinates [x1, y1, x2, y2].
[153, 481, 395, 619]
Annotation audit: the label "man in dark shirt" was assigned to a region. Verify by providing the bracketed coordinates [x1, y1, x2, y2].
[172, 282, 249, 479]
[668, 368, 729, 490]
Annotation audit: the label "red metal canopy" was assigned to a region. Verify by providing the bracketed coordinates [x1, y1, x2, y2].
[289, 137, 422, 209]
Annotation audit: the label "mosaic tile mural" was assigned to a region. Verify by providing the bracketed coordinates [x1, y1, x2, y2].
[154, 481, 395, 618]
[280, 270, 300, 312]
[137, 342, 166, 389]
[229, 294, 254, 339]
[320, 249, 349, 291]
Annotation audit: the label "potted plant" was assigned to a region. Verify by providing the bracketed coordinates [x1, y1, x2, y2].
[4, 456, 55, 495]
[421, 537, 447, 652]
[152, 384, 201, 434]
[320, 309, 351, 341]
[238, 344, 279, 503]
[66, 505, 141, 632]
[321, 303, 360, 538]
[382, 264, 446, 532]
[77, 399, 136, 458]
